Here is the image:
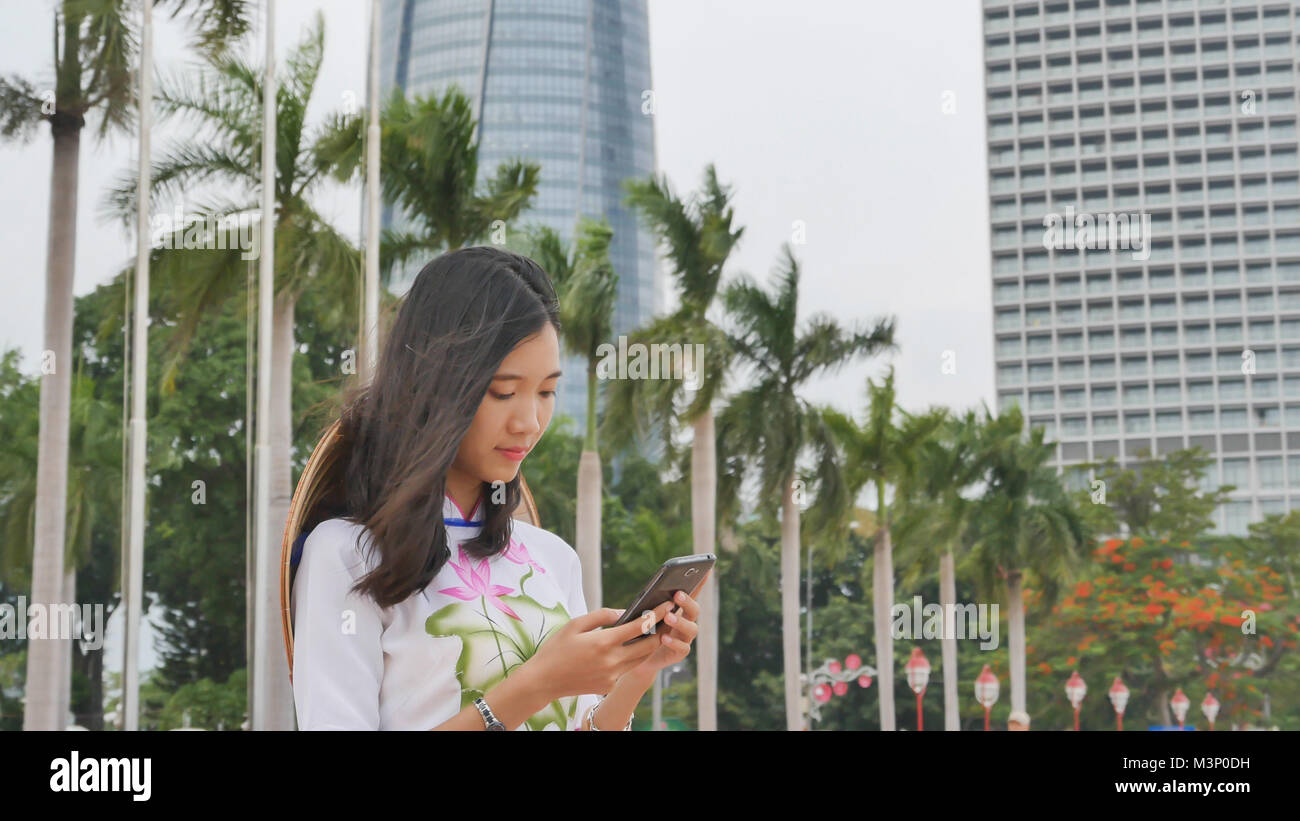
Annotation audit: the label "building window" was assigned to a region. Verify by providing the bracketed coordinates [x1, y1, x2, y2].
[1155, 410, 1182, 432]
[1189, 409, 1216, 430]
[1125, 412, 1151, 433]
[1216, 323, 1243, 343]
[1255, 405, 1281, 427]
[1222, 502, 1251, 536]
[1154, 383, 1181, 403]
[1259, 456, 1284, 489]
[1219, 378, 1246, 400]
[1122, 356, 1148, 376]
[1222, 458, 1251, 490]
[1123, 384, 1150, 406]
[1220, 407, 1248, 428]
[1253, 377, 1278, 399]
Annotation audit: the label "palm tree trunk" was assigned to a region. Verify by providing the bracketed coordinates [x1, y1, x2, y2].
[719, 522, 738, 553]
[940, 549, 959, 730]
[780, 475, 801, 731]
[81, 624, 105, 731]
[1007, 570, 1026, 715]
[59, 565, 76, 727]
[873, 520, 896, 731]
[691, 412, 718, 731]
[263, 288, 297, 728]
[24, 122, 81, 731]
[576, 452, 602, 611]
[576, 360, 602, 610]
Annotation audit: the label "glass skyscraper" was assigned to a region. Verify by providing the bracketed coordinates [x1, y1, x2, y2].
[982, 0, 1299, 535]
[378, 0, 660, 430]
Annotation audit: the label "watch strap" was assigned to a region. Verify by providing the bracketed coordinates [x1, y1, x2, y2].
[473, 697, 506, 730]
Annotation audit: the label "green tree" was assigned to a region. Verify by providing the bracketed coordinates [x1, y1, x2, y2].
[894, 408, 985, 730]
[157, 667, 248, 730]
[603, 164, 744, 730]
[1025, 527, 1298, 730]
[966, 406, 1089, 719]
[320, 85, 541, 280]
[1079, 448, 1233, 541]
[0, 346, 122, 729]
[524, 219, 618, 610]
[823, 368, 938, 731]
[715, 244, 894, 730]
[104, 14, 362, 725]
[0, 0, 252, 732]
[520, 414, 582, 547]
[715, 516, 785, 730]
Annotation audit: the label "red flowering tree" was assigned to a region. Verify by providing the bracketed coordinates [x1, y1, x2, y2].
[1028, 534, 1295, 728]
[1023, 450, 1300, 729]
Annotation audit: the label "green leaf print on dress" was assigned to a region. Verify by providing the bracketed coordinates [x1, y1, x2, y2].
[426, 542, 577, 730]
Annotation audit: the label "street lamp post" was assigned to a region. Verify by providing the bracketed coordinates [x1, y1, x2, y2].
[1108, 677, 1129, 732]
[804, 653, 874, 728]
[1201, 692, 1220, 732]
[905, 648, 931, 732]
[1170, 688, 1190, 730]
[1065, 670, 1087, 731]
[974, 664, 999, 731]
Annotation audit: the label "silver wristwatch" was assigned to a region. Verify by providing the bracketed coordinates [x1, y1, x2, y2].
[473, 697, 506, 731]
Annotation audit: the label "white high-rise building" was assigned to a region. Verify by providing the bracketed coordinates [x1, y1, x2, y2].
[982, 0, 1299, 535]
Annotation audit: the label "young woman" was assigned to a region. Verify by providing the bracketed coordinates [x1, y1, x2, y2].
[290, 246, 707, 730]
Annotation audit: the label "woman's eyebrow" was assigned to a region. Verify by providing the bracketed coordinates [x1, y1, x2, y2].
[492, 370, 563, 381]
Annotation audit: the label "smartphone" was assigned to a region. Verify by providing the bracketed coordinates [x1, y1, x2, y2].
[608, 554, 716, 646]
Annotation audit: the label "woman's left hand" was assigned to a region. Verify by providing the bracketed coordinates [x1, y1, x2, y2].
[624, 570, 708, 681]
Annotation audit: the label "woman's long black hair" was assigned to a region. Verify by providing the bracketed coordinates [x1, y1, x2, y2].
[336, 246, 561, 608]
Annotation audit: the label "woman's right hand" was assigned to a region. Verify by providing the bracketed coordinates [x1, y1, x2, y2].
[526, 601, 678, 700]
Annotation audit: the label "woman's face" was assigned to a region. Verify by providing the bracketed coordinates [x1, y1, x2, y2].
[450, 322, 561, 488]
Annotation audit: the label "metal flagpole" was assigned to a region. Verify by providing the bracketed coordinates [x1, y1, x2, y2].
[251, 0, 277, 730]
[122, 0, 153, 733]
[362, 0, 381, 381]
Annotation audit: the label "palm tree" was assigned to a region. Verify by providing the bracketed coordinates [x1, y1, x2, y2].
[824, 368, 941, 731]
[602, 165, 743, 731]
[715, 244, 894, 730]
[0, 348, 122, 729]
[966, 406, 1088, 718]
[895, 409, 985, 730]
[525, 219, 618, 610]
[0, 0, 251, 732]
[105, 13, 360, 728]
[320, 85, 541, 281]
[0, 352, 119, 596]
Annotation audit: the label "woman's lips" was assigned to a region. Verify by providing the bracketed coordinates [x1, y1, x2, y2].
[495, 447, 528, 461]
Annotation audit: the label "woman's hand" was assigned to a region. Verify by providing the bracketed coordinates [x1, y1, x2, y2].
[524, 599, 679, 701]
[623, 569, 708, 681]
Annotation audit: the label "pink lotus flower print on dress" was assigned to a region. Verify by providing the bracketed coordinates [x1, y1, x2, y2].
[437, 544, 522, 621]
[503, 536, 546, 575]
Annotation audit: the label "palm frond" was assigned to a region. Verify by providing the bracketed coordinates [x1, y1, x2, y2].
[74, 0, 139, 138]
[0, 75, 46, 141]
[159, 0, 252, 59]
